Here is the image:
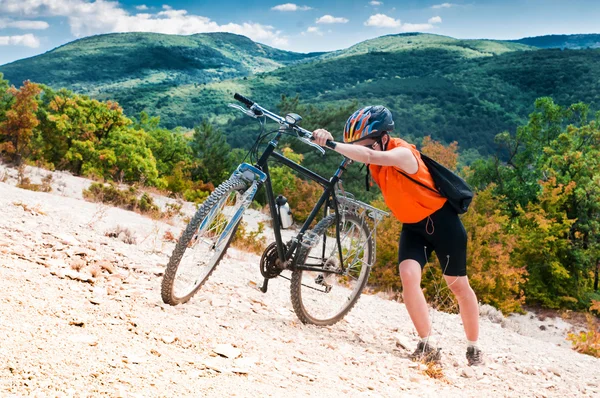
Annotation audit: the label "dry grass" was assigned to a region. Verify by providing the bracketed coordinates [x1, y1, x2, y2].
[12, 201, 46, 216]
[105, 225, 137, 245]
[163, 230, 177, 242]
[421, 361, 449, 383]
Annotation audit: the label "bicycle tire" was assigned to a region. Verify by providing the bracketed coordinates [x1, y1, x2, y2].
[161, 177, 248, 305]
[290, 213, 373, 326]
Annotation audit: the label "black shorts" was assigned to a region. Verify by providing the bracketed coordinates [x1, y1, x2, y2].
[398, 201, 467, 277]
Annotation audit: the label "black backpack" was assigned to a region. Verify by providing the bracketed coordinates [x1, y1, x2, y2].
[397, 153, 473, 214]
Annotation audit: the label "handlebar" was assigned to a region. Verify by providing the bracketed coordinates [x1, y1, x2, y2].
[233, 93, 254, 108]
[231, 93, 337, 153]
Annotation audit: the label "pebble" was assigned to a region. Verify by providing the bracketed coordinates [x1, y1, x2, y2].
[213, 344, 241, 359]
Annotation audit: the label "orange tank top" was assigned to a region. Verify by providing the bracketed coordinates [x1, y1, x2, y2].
[369, 138, 447, 223]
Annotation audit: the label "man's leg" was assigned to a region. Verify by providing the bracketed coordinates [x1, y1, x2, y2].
[443, 275, 479, 341]
[399, 259, 431, 338]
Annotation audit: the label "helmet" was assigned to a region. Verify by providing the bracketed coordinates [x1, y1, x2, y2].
[343, 105, 394, 143]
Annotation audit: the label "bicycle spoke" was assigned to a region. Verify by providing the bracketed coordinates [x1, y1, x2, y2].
[291, 213, 373, 325]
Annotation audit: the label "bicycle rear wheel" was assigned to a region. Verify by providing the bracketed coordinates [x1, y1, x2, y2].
[161, 177, 248, 305]
[290, 213, 373, 326]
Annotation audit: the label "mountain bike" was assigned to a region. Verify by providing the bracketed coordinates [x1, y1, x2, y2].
[160, 93, 387, 326]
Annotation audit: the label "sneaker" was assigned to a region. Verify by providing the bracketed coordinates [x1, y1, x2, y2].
[466, 346, 484, 366]
[409, 341, 441, 363]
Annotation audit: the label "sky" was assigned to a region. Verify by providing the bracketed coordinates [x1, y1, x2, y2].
[0, 0, 599, 65]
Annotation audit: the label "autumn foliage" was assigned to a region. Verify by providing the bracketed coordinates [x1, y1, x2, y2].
[0, 81, 42, 165]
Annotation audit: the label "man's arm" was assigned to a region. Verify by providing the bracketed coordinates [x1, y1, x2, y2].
[312, 129, 418, 174]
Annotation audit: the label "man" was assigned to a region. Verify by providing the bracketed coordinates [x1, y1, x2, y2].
[313, 105, 483, 366]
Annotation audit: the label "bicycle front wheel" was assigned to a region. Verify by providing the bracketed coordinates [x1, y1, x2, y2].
[290, 213, 373, 326]
[161, 177, 248, 305]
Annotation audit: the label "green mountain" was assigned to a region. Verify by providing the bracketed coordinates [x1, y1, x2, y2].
[0, 32, 321, 94]
[511, 34, 600, 49]
[1, 32, 599, 157]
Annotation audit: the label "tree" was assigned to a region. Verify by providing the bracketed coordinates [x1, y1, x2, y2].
[0, 80, 42, 165]
[35, 87, 130, 172]
[0, 73, 11, 125]
[191, 120, 232, 185]
[421, 136, 459, 170]
[134, 112, 194, 178]
[470, 98, 600, 309]
[462, 185, 526, 313]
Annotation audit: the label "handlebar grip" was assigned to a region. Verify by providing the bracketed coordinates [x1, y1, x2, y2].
[308, 135, 337, 150]
[234, 93, 254, 108]
[325, 140, 337, 149]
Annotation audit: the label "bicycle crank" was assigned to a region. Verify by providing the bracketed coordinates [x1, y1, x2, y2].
[260, 242, 290, 279]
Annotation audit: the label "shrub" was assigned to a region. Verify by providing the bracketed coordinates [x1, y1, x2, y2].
[567, 313, 600, 358]
[83, 182, 163, 219]
[232, 221, 267, 255]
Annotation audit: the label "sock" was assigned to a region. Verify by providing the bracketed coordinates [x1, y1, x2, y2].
[467, 339, 478, 348]
[420, 336, 434, 346]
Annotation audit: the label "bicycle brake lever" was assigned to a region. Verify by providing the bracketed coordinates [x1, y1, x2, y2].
[228, 103, 259, 119]
[299, 136, 326, 155]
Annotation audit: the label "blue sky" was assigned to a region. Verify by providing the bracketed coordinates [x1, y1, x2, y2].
[0, 0, 599, 65]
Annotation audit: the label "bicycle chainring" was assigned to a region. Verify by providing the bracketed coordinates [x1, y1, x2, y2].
[260, 242, 290, 279]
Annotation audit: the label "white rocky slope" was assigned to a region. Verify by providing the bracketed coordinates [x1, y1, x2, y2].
[0, 165, 599, 398]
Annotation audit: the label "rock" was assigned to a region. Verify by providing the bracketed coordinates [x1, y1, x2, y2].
[149, 267, 164, 276]
[461, 368, 476, 378]
[547, 367, 561, 377]
[161, 334, 177, 344]
[203, 358, 226, 373]
[96, 260, 116, 274]
[291, 367, 317, 381]
[122, 353, 149, 364]
[64, 269, 94, 283]
[393, 334, 412, 350]
[210, 298, 228, 307]
[69, 334, 98, 346]
[213, 344, 241, 359]
[55, 233, 81, 246]
[89, 286, 107, 304]
[293, 354, 319, 365]
[234, 357, 257, 369]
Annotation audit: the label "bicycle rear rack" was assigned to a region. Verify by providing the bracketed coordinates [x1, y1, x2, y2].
[334, 190, 389, 265]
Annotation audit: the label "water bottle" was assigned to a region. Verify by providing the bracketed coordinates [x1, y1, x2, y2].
[275, 195, 293, 229]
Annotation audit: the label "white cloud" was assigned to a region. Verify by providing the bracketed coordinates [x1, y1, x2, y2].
[364, 14, 400, 28]
[0, 33, 40, 47]
[136, 5, 149, 11]
[316, 15, 349, 24]
[0, 19, 49, 29]
[306, 26, 323, 36]
[364, 14, 438, 31]
[431, 3, 455, 9]
[401, 23, 434, 32]
[271, 3, 312, 11]
[0, 0, 289, 47]
[369, 1, 383, 5]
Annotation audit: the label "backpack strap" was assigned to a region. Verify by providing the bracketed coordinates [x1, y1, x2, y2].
[395, 160, 440, 195]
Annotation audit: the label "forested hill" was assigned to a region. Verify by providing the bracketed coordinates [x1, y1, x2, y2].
[1, 33, 600, 156]
[511, 34, 600, 49]
[0, 32, 321, 94]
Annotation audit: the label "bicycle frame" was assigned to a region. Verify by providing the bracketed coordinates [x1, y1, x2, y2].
[236, 127, 352, 293]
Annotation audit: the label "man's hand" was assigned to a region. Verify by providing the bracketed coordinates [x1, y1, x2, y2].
[313, 129, 334, 147]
